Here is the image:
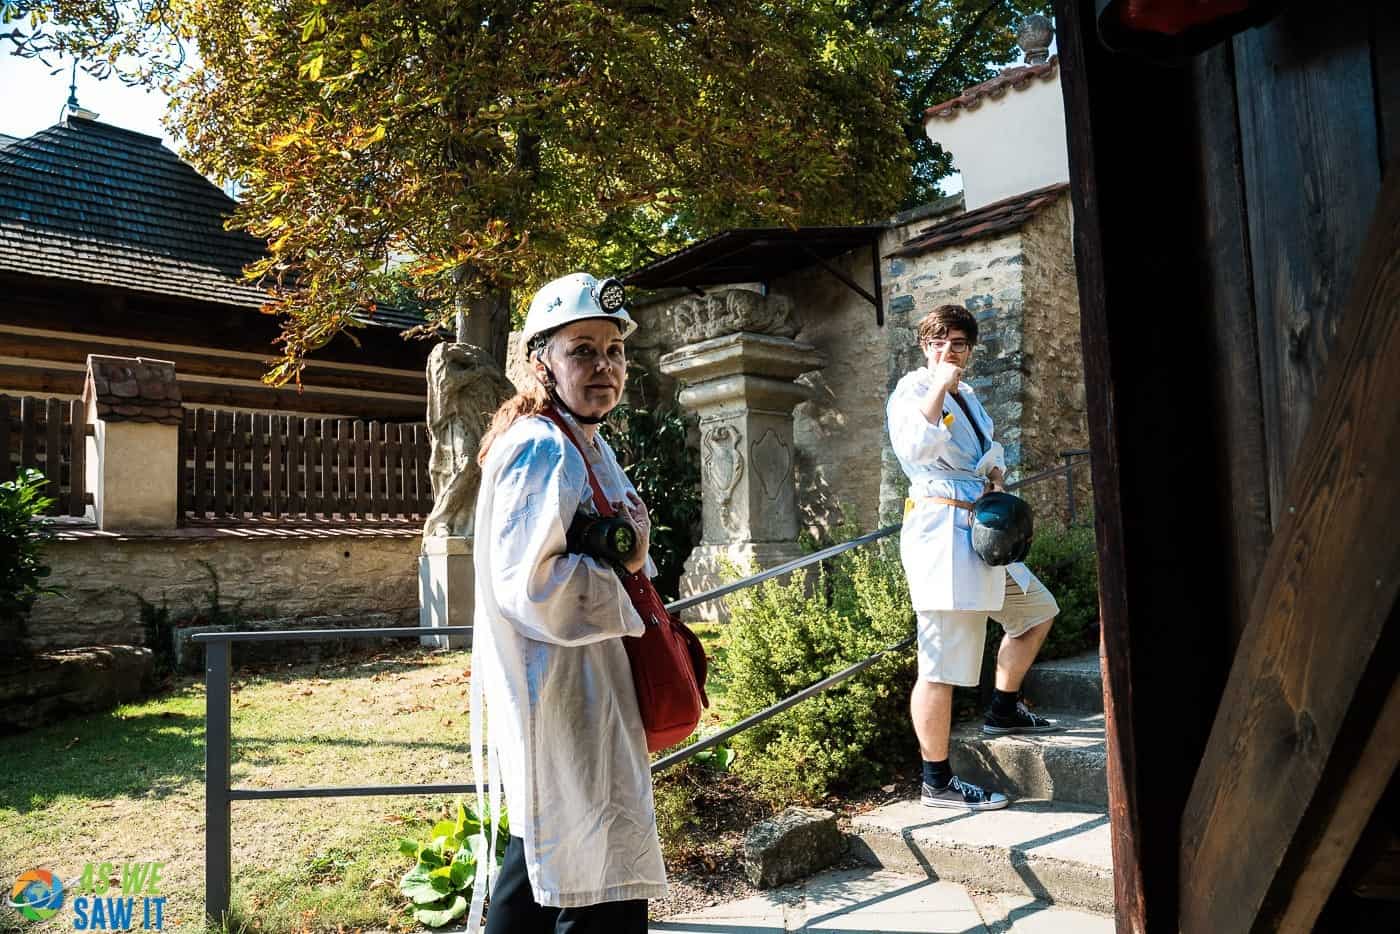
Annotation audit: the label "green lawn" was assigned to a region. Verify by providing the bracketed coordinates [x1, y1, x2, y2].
[1, 625, 733, 934]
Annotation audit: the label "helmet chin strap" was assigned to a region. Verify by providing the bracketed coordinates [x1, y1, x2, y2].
[540, 363, 608, 425]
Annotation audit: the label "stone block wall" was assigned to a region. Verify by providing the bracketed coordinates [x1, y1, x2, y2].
[1019, 197, 1092, 525]
[25, 532, 422, 650]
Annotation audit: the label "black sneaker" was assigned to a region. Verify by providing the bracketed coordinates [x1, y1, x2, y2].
[920, 776, 1009, 811]
[982, 702, 1061, 735]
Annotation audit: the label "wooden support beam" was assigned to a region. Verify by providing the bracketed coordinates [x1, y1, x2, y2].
[1180, 165, 1400, 933]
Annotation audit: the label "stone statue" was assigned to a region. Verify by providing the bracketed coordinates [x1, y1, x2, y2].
[421, 342, 515, 539]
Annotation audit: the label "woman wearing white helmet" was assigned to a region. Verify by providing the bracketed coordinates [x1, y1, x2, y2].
[465, 272, 663, 933]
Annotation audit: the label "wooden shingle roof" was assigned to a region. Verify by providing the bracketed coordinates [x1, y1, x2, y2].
[0, 115, 270, 308]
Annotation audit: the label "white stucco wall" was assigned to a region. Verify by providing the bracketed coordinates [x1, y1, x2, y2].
[928, 74, 1069, 211]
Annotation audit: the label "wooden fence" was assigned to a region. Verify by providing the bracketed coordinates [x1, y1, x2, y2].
[179, 409, 434, 521]
[0, 394, 89, 516]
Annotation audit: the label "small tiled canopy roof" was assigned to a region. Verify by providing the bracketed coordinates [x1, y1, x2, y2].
[83, 355, 184, 425]
[886, 183, 1069, 259]
[0, 115, 422, 329]
[924, 57, 1060, 122]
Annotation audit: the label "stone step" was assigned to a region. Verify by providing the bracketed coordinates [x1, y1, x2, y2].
[652, 865, 1114, 933]
[1020, 650, 1103, 715]
[849, 798, 1114, 915]
[950, 711, 1107, 808]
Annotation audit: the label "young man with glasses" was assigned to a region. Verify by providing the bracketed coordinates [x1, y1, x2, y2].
[886, 303, 1061, 811]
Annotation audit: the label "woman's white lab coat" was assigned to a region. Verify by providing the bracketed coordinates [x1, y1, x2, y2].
[468, 410, 667, 910]
[887, 369, 1034, 611]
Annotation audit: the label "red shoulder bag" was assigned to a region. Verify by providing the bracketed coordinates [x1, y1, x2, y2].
[542, 407, 708, 752]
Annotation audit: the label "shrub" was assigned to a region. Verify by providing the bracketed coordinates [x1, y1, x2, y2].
[601, 403, 701, 601]
[723, 541, 917, 804]
[1021, 521, 1100, 661]
[0, 468, 59, 649]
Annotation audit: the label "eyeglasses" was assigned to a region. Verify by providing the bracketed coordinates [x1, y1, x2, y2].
[926, 339, 973, 353]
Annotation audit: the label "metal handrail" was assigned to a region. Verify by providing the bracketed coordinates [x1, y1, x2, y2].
[193, 452, 1092, 923]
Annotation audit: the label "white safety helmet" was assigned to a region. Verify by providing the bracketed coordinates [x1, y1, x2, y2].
[521, 272, 637, 349]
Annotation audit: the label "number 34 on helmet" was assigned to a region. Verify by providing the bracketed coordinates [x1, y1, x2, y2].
[522, 273, 638, 345]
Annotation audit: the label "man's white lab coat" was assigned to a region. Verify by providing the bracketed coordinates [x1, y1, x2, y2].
[887, 369, 1034, 611]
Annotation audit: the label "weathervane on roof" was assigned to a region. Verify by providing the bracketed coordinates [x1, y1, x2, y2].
[63, 61, 101, 122]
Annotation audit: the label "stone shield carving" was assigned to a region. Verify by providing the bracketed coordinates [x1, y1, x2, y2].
[421, 342, 516, 539]
[703, 424, 745, 535]
[751, 429, 792, 502]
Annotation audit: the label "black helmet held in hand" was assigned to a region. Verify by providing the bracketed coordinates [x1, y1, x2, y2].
[970, 492, 1034, 566]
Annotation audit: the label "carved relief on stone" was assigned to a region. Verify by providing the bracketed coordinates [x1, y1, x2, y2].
[422, 342, 516, 539]
[702, 423, 745, 535]
[751, 429, 792, 502]
[666, 289, 798, 347]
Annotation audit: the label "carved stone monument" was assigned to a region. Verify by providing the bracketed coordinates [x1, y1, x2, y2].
[659, 291, 825, 621]
[418, 342, 514, 648]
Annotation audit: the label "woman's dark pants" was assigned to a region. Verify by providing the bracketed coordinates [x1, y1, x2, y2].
[483, 835, 648, 934]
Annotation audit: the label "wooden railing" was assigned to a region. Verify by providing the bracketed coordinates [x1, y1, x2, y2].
[0, 394, 89, 516]
[178, 409, 433, 521]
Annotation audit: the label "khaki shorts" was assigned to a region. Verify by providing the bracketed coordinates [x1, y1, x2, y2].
[916, 570, 1059, 687]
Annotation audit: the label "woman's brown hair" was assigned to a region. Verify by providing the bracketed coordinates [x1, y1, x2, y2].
[477, 332, 553, 466]
[916, 303, 979, 347]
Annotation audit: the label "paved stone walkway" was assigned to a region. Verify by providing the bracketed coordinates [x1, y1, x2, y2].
[650, 866, 1115, 933]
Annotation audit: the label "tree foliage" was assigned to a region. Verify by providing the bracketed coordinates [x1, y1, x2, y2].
[3, 0, 1048, 373]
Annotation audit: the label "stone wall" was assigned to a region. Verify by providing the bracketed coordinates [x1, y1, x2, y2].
[772, 243, 892, 538]
[620, 191, 1086, 548]
[1019, 196, 1091, 525]
[26, 531, 422, 650]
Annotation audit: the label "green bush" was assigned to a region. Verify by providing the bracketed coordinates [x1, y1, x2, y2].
[1021, 521, 1099, 661]
[723, 542, 917, 804]
[0, 468, 59, 649]
[602, 403, 701, 601]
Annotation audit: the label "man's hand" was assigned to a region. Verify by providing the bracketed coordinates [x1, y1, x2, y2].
[931, 361, 963, 394]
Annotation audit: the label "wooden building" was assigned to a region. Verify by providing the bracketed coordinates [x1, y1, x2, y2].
[1053, 0, 1399, 929]
[0, 114, 430, 421]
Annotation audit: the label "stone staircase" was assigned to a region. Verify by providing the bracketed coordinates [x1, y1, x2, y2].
[848, 649, 1115, 916]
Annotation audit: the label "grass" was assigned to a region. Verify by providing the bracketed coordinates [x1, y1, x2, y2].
[0, 627, 736, 934]
[1, 647, 478, 934]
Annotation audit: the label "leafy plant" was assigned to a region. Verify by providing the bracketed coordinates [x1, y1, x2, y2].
[397, 800, 507, 928]
[602, 403, 701, 601]
[0, 468, 59, 650]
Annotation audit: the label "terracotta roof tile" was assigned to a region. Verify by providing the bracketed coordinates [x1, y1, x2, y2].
[886, 182, 1069, 258]
[924, 57, 1060, 122]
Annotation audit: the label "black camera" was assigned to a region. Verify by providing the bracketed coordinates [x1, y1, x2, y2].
[567, 511, 639, 567]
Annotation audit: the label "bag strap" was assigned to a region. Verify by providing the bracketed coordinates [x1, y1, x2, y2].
[949, 390, 989, 454]
[540, 406, 614, 517]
